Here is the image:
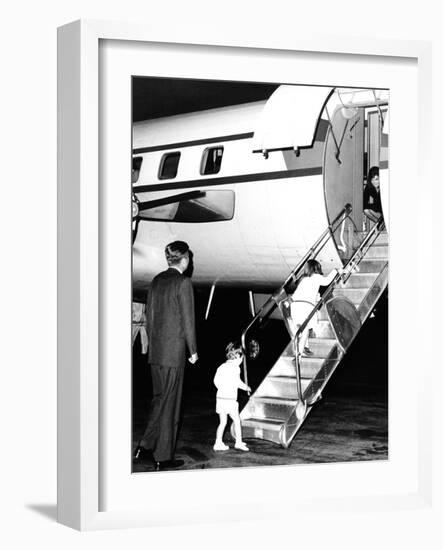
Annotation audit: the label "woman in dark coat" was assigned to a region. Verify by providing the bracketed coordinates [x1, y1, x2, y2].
[363, 166, 383, 223]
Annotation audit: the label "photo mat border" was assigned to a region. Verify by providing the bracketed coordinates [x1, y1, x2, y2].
[57, 19, 433, 531]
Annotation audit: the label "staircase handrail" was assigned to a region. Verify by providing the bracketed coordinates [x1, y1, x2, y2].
[288, 216, 385, 412]
[240, 203, 353, 387]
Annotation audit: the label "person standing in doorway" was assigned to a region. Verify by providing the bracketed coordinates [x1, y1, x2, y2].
[134, 240, 198, 471]
[363, 166, 383, 224]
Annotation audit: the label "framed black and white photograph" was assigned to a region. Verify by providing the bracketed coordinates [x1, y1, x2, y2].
[57, 20, 433, 531]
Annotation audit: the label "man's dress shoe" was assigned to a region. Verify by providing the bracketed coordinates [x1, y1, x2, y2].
[133, 446, 154, 464]
[155, 459, 184, 471]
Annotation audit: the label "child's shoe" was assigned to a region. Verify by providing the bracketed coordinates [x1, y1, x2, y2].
[213, 441, 229, 451]
[234, 441, 249, 452]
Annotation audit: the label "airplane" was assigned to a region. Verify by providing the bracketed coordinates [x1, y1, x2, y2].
[132, 84, 389, 312]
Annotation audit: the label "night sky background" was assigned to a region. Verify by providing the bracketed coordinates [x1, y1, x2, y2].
[132, 76, 278, 121]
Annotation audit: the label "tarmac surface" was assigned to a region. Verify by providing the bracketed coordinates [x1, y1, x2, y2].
[132, 392, 388, 473]
[132, 289, 388, 473]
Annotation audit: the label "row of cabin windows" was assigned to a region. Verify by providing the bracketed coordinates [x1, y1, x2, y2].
[133, 146, 224, 182]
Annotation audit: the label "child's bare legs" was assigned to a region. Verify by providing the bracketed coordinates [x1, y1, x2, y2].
[230, 411, 249, 451]
[300, 326, 310, 353]
[213, 412, 229, 450]
[294, 324, 310, 355]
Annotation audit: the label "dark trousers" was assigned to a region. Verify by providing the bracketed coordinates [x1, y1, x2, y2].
[140, 363, 185, 462]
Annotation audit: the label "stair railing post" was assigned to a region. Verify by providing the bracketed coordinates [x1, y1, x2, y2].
[241, 333, 249, 394]
[293, 334, 305, 408]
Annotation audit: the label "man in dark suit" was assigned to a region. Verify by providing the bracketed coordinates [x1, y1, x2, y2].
[134, 241, 198, 471]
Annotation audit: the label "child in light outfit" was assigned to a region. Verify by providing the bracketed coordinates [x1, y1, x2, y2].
[213, 342, 251, 451]
[290, 259, 339, 357]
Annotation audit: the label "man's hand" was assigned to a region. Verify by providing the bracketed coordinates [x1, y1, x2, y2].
[188, 353, 198, 365]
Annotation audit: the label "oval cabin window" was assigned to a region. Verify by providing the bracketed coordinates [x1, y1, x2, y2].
[200, 146, 223, 175]
[158, 152, 181, 180]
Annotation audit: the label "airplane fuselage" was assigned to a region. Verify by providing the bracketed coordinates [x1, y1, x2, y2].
[132, 87, 388, 294]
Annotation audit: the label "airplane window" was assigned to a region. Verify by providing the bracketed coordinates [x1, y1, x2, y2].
[159, 152, 181, 180]
[138, 190, 235, 223]
[132, 156, 143, 184]
[201, 147, 223, 175]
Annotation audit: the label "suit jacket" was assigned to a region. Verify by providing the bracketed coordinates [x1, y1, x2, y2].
[146, 267, 197, 368]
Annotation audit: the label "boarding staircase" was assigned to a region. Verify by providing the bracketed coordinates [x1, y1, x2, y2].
[237, 205, 388, 448]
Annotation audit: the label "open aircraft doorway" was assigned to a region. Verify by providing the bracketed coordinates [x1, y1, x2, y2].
[131, 76, 388, 473]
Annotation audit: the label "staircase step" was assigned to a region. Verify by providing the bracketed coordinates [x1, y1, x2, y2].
[333, 287, 367, 305]
[307, 337, 338, 357]
[338, 272, 378, 288]
[300, 357, 336, 379]
[302, 356, 343, 395]
[271, 355, 299, 375]
[253, 396, 298, 405]
[354, 259, 387, 273]
[247, 396, 298, 421]
[362, 244, 388, 259]
[241, 416, 284, 430]
[358, 231, 389, 246]
[374, 232, 389, 246]
[315, 319, 335, 338]
[271, 355, 324, 378]
[300, 358, 327, 378]
[317, 306, 331, 321]
[281, 337, 337, 358]
[242, 416, 284, 429]
[255, 375, 310, 399]
[241, 417, 285, 444]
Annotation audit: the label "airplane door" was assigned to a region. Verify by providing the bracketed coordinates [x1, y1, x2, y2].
[323, 107, 365, 232]
[366, 106, 389, 231]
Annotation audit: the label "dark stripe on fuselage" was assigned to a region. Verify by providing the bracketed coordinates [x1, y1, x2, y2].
[133, 132, 254, 154]
[134, 166, 323, 194]
[133, 119, 330, 155]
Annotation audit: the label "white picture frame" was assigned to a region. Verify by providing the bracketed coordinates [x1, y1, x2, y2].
[57, 19, 434, 531]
